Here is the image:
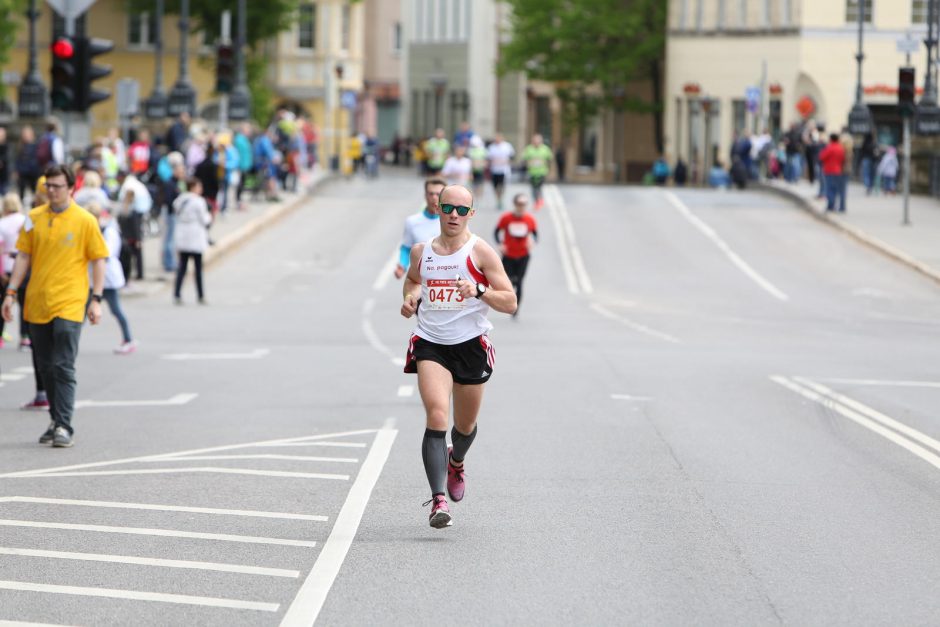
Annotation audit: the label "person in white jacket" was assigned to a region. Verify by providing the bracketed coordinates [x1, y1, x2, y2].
[172, 177, 212, 304]
[85, 201, 136, 354]
[876, 146, 899, 195]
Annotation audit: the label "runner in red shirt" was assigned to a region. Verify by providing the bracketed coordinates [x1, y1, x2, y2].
[494, 193, 538, 318]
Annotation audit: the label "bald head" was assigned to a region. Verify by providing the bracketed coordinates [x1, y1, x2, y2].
[440, 185, 473, 208]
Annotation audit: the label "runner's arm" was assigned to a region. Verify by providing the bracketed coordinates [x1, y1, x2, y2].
[469, 241, 517, 315]
[401, 244, 424, 318]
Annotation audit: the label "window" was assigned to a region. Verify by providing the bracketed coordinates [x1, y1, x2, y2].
[913, 0, 928, 23]
[128, 12, 156, 46]
[717, 0, 726, 29]
[452, 0, 462, 40]
[678, 0, 688, 29]
[439, 0, 447, 39]
[695, 0, 704, 30]
[732, 99, 747, 135]
[298, 4, 316, 49]
[392, 21, 402, 53]
[341, 3, 350, 50]
[846, 0, 872, 23]
[739, 0, 747, 26]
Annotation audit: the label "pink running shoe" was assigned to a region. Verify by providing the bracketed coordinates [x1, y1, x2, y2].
[114, 341, 137, 355]
[423, 495, 453, 529]
[21, 398, 50, 411]
[447, 446, 466, 502]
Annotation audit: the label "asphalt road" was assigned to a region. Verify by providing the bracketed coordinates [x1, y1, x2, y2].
[2, 171, 940, 625]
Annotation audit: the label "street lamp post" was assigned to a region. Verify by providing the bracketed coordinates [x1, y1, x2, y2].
[168, 0, 196, 118]
[17, 0, 48, 119]
[915, 0, 940, 136]
[430, 76, 447, 131]
[228, 0, 251, 121]
[144, 0, 168, 119]
[847, 0, 872, 135]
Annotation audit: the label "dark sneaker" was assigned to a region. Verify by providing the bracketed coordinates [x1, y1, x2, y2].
[38, 421, 56, 444]
[52, 426, 73, 448]
[446, 446, 466, 502]
[423, 495, 453, 529]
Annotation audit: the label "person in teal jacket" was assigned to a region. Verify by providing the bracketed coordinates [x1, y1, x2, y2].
[234, 123, 255, 210]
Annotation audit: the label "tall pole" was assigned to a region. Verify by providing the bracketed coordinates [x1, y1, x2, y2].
[219, 10, 230, 131]
[144, 0, 168, 119]
[903, 116, 911, 225]
[17, 0, 48, 118]
[854, 0, 865, 105]
[179, 0, 190, 84]
[926, 0, 938, 105]
[168, 0, 195, 117]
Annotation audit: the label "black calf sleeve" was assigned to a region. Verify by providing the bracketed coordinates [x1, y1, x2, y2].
[451, 425, 477, 463]
[422, 428, 448, 496]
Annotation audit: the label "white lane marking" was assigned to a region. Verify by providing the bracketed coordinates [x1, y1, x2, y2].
[0, 620, 71, 626]
[0, 519, 317, 547]
[264, 442, 367, 449]
[772, 376, 940, 472]
[816, 378, 940, 389]
[397, 385, 414, 398]
[866, 312, 940, 325]
[664, 191, 789, 301]
[543, 185, 580, 294]
[162, 348, 270, 360]
[13, 467, 349, 481]
[0, 580, 279, 612]
[74, 393, 198, 409]
[281, 419, 398, 626]
[362, 297, 406, 367]
[12, 367, 34, 374]
[590, 303, 681, 344]
[610, 394, 653, 401]
[0, 547, 300, 578]
[373, 249, 399, 291]
[793, 377, 940, 454]
[544, 185, 593, 294]
[852, 287, 892, 298]
[0, 373, 26, 382]
[0, 496, 328, 522]
[140, 454, 359, 464]
[0, 429, 379, 478]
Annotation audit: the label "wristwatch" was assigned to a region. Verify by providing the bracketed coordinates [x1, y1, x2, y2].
[91, 294, 103, 303]
[475, 283, 487, 299]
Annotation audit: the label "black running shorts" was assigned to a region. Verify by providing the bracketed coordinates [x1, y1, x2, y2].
[403, 334, 495, 385]
[472, 170, 485, 185]
[491, 173, 506, 188]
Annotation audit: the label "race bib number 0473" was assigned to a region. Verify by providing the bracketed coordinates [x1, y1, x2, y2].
[425, 279, 466, 310]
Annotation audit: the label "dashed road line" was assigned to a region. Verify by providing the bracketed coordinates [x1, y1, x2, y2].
[0, 580, 280, 612]
[140, 454, 359, 464]
[397, 385, 414, 398]
[0, 496, 328, 522]
[0, 547, 300, 578]
[0, 519, 318, 547]
[590, 303, 681, 344]
[11, 467, 350, 481]
[162, 349, 270, 360]
[75, 393, 198, 409]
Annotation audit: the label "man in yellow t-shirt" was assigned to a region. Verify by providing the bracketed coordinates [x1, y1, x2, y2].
[2, 165, 108, 448]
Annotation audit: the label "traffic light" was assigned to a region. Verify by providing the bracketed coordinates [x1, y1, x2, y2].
[216, 44, 234, 94]
[76, 37, 114, 112]
[50, 36, 78, 111]
[899, 66, 916, 117]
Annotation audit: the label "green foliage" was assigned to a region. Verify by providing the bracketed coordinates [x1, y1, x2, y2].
[499, 0, 666, 144]
[246, 54, 273, 126]
[0, 0, 27, 99]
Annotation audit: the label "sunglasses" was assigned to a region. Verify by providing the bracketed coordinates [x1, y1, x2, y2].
[440, 203, 472, 216]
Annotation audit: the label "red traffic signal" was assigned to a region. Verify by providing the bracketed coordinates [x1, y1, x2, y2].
[51, 37, 74, 59]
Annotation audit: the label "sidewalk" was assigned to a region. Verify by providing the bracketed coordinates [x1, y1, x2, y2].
[760, 178, 940, 285]
[122, 168, 334, 298]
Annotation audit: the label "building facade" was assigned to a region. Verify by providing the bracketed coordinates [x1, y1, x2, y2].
[666, 0, 934, 182]
[360, 0, 402, 149]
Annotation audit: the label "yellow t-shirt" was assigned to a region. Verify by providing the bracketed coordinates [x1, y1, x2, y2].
[16, 201, 109, 324]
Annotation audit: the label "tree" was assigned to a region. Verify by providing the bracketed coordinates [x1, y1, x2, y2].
[0, 0, 27, 100]
[498, 0, 667, 153]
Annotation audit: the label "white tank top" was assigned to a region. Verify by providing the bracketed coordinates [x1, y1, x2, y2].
[414, 234, 493, 345]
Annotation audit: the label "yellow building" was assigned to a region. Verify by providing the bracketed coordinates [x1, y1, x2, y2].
[666, 0, 932, 181]
[2, 0, 365, 168]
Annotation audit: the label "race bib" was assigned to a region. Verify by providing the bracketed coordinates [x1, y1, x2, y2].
[425, 279, 467, 310]
[507, 222, 529, 238]
[529, 158, 545, 169]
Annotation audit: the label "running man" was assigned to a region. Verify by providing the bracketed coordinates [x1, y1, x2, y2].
[468, 135, 488, 201]
[494, 193, 538, 318]
[425, 128, 450, 176]
[394, 177, 445, 280]
[401, 185, 517, 528]
[441, 145, 472, 188]
[521, 133, 553, 210]
[487, 132, 514, 211]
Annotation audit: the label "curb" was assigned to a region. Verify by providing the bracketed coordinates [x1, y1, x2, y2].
[757, 182, 940, 286]
[123, 173, 340, 298]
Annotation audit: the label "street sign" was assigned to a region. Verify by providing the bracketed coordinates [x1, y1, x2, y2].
[167, 83, 196, 117]
[144, 93, 167, 119]
[897, 34, 920, 55]
[17, 82, 48, 118]
[228, 90, 250, 121]
[341, 89, 357, 110]
[847, 103, 872, 135]
[915, 104, 940, 135]
[116, 78, 139, 117]
[2, 71, 21, 85]
[44, 0, 96, 19]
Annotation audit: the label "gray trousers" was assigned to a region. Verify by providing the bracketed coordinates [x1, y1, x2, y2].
[30, 318, 82, 434]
